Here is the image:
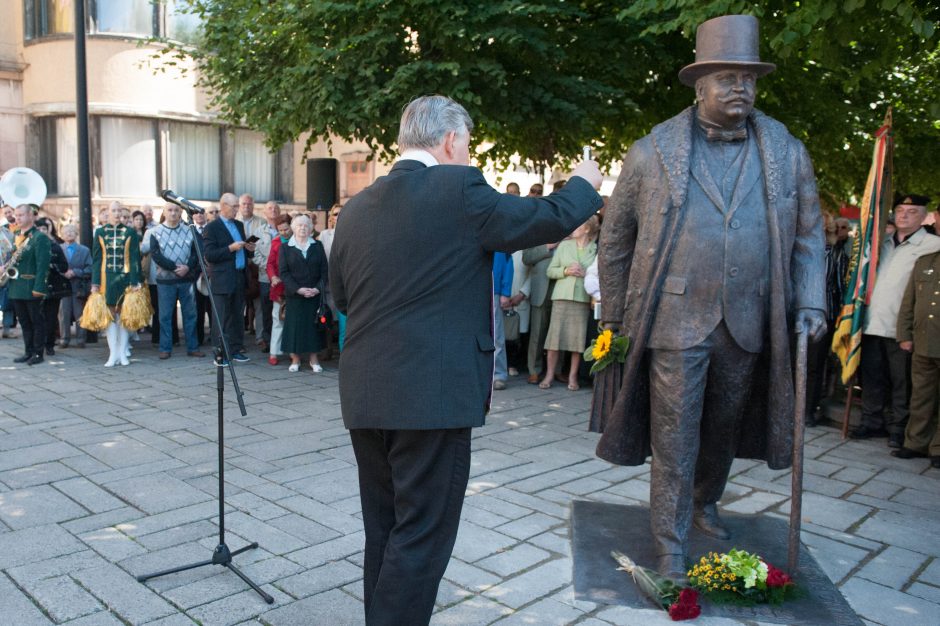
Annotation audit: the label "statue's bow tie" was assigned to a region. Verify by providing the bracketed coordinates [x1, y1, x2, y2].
[704, 127, 747, 142]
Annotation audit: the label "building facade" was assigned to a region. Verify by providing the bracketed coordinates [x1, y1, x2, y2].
[0, 0, 386, 227]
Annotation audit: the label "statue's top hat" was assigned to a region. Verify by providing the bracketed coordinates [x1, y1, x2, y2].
[678, 15, 776, 87]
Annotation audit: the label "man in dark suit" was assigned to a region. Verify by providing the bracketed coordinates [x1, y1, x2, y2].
[191, 210, 211, 345]
[203, 192, 254, 362]
[329, 95, 602, 625]
[58, 223, 92, 347]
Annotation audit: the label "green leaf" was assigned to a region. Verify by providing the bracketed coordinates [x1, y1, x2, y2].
[152, 0, 940, 198]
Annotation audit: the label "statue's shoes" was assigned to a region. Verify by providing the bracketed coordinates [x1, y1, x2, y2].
[693, 505, 731, 540]
[656, 554, 689, 585]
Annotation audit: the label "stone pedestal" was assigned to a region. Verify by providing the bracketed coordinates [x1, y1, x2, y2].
[570, 500, 862, 625]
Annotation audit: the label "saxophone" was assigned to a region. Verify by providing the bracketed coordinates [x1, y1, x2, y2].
[0, 236, 28, 287]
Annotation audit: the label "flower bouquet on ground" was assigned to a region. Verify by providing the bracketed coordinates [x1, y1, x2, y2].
[687, 549, 797, 606]
[584, 328, 630, 374]
[612, 551, 701, 621]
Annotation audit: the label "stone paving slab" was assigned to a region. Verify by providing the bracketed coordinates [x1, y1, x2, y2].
[1, 336, 939, 624]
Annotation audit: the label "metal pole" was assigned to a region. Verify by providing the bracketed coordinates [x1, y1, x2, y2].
[788, 330, 809, 574]
[74, 0, 92, 246]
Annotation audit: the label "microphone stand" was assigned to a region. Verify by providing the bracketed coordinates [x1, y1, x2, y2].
[135, 204, 274, 605]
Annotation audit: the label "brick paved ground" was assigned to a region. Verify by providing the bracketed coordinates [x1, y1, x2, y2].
[0, 334, 937, 625]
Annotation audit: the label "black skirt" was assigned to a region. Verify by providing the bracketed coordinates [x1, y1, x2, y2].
[281, 294, 322, 354]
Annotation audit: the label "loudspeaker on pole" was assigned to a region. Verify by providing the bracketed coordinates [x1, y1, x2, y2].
[306, 158, 338, 211]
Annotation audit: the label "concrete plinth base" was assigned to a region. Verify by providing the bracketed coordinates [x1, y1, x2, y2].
[570, 500, 862, 625]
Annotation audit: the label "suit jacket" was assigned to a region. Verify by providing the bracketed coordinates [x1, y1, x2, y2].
[522, 245, 554, 307]
[203, 217, 253, 294]
[279, 240, 328, 297]
[897, 251, 940, 358]
[594, 106, 825, 469]
[330, 160, 602, 430]
[546, 238, 596, 303]
[62, 242, 92, 294]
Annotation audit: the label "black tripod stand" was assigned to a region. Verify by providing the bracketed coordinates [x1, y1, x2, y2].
[136, 191, 273, 604]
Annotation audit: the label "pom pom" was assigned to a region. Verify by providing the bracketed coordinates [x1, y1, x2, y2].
[119, 286, 153, 331]
[79, 292, 113, 331]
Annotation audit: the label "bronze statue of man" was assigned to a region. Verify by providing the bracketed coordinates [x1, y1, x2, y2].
[593, 14, 826, 581]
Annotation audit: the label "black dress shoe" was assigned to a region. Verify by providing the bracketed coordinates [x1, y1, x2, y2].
[848, 426, 889, 440]
[45, 346, 55, 356]
[27, 354, 44, 365]
[693, 504, 731, 540]
[892, 447, 927, 459]
[888, 434, 904, 449]
[931, 457, 940, 469]
[656, 554, 689, 585]
[13, 354, 31, 363]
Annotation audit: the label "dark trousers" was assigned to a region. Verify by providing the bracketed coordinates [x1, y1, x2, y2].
[12, 298, 43, 357]
[211, 272, 245, 354]
[526, 301, 551, 375]
[42, 297, 60, 351]
[195, 289, 211, 345]
[149, 284, 179, 345]
[349, 427, 471, 626]
[905, 354, 940, 456]
[648, 321, 758, 558]
[806, 327, 836, 417]
[259, 282, 273, 344]
[860, 334, 911, 435]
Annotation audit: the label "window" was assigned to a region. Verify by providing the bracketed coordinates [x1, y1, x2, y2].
[34, 116, 78, 196]
[93, 0, 154, 36]
[345, 160, 373, 198]
[55, 117, 79, 196]
[167, 122, 220, 200]
[25, 1, 202, 42]
[99, 117, 156, 197]
[164, 0, 200, 44]
[34, 114, 288, 201]
[234, 129, 274, 201]
[24, 0, 75, 39]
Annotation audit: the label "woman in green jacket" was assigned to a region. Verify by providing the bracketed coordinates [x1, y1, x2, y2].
[539, 215, 599, 391]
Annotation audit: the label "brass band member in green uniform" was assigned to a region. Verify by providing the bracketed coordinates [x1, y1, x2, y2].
[8, 204, 51, 365]
[91, 203, 141, 366]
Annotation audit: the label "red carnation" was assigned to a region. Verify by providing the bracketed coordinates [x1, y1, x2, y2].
[668, 588, 701, 621]
[766, 564, 792, 588]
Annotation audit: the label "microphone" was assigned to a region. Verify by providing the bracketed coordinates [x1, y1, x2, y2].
[161, 189, 205, 214]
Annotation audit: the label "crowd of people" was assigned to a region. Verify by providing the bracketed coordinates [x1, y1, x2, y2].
[489, 189, 939, 470]
[0, 194, 344, 371]
[1, 183, 938, 468]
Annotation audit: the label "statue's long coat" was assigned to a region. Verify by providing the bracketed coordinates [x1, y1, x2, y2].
[592, 106, 825, 469]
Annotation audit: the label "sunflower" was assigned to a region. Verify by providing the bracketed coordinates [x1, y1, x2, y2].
[592, 329, 613, 360]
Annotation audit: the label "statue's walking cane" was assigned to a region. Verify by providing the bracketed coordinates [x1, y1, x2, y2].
[788, 328, 809, 574]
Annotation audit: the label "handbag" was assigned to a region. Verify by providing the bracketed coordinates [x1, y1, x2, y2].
[315, 280, 330, 330]
[76, 276, 92, 299]
[503, 309, 520, 342]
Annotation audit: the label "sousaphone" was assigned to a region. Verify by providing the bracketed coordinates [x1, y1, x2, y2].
[0, 167, 47, 210]
[0, 167, 47, 286]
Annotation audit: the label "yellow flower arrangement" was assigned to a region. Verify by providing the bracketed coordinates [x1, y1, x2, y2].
[583, 327, 630, 374]
[688, 549, 796, 606]
[592, 329, 613, 360]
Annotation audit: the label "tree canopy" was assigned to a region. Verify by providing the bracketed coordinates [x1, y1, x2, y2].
[166, 0, 940, 201]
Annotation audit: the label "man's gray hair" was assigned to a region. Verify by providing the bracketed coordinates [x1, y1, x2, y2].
[220, 192, 238, 208]
[397, 95, 474, 152]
